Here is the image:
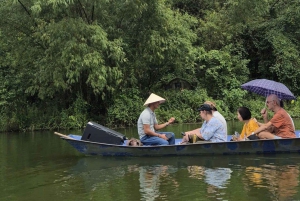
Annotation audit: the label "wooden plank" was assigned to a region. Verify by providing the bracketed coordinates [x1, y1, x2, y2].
[54, 132, 74, 140]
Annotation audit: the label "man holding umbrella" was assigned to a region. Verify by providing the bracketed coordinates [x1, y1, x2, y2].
[251, 94, 296, 139]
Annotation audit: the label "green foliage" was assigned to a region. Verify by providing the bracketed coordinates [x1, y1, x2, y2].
[196, 45, 249, 99]
[285, 99, 300, 119]
[1, 0, 300, 131]
[225, 0, 300, 93]
[110, 0, 200, 90]
[149, 89, 228, 124]
[106, 88, 144, 128]
[222, 88, 247, 119]
[65, 95, 89, 128]
[25, 17, 124, 99]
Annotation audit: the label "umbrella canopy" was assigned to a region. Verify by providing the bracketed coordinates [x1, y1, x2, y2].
[241, 79, 296, 100]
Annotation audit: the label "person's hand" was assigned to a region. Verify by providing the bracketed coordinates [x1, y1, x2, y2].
[231, 136, 238, 141]
[185, 132, 198, 141]
[159, 134, 168, 140]
[168, 117, 175, 124]
[185, 132, 193, 136]
[261, 108, 268, 118]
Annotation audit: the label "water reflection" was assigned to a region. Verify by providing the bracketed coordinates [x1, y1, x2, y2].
[187, 166, 232, 189]
[244, 164, 299, 201]
[139, 166, 179, 201]
[69, 155, 300, 201]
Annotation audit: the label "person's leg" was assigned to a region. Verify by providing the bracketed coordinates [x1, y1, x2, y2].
[141, 135, 169, 145]
[157, 132, 175, 145]
[258, 131, 281, 139]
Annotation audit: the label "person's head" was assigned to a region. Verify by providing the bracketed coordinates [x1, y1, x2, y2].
[198, 104, 213, 120]
[266, 94, 280, 111]
[143, 93, 165, 110]
[237, 107, 251, 122]
[204, 101, 217, 111]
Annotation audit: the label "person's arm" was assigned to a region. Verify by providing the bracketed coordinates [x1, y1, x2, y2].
[143, 124, 168, 140]
[200, 128, 215, 140]
[256, 121, 264, 127]
[199, 121, 219, 140]
[261, 108, 269, 123]
[154, 117, 175, 130]
[180, 128, 201, 143]
[252, 121, 273, 135]
[254, 116, 266, 127]
[185, 128, 201, 135]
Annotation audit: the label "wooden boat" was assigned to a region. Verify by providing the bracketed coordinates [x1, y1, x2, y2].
[54, 131, 300, 157]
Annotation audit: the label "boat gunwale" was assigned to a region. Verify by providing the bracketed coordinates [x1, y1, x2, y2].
[61, 134, 300, 148]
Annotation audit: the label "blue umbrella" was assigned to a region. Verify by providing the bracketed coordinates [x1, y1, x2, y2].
[241, 79, 296, 100]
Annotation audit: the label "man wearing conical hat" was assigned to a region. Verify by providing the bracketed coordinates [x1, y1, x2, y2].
[137, 93, 175, 145]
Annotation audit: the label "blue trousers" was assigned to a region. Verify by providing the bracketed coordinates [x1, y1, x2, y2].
[141, 132, 175, 145]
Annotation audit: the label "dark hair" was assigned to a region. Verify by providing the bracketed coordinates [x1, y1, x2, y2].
[237, 107, 251, 120]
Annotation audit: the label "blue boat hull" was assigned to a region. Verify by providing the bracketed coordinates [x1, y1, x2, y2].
[63, 135, 300, 157]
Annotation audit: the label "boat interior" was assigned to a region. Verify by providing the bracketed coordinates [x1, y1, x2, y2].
[67, 130, 300, 146]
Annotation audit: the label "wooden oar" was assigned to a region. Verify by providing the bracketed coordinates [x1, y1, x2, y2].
[54, 132, 74, 139]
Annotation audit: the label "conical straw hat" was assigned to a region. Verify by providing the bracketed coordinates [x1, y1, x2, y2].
[143, 93, 166, 106]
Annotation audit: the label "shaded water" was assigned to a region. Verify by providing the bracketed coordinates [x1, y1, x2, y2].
[1, 121, 300, 201]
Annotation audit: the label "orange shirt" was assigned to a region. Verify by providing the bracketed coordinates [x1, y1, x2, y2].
[270, 108, 295, 138]
[240, 118, 259, 139]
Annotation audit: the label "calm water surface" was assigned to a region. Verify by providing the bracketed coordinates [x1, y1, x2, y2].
[2, 121, 300, 201]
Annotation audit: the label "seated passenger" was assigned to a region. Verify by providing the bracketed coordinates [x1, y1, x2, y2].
[261, 99, 295, 130]
[232, 107, 259, 141]
[180, 104, 227, 144]
[137, 93, 175, 145]
[251, 94, 295, 139]
[204, 101, 228, 135]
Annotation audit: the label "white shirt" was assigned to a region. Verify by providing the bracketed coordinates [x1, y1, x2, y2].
[213, 111, 228, 135]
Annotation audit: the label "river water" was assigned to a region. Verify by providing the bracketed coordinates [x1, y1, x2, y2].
[1, 122, 300, 201]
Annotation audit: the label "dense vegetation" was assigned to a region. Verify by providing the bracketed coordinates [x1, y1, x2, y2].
[0, 0, 300, 131]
